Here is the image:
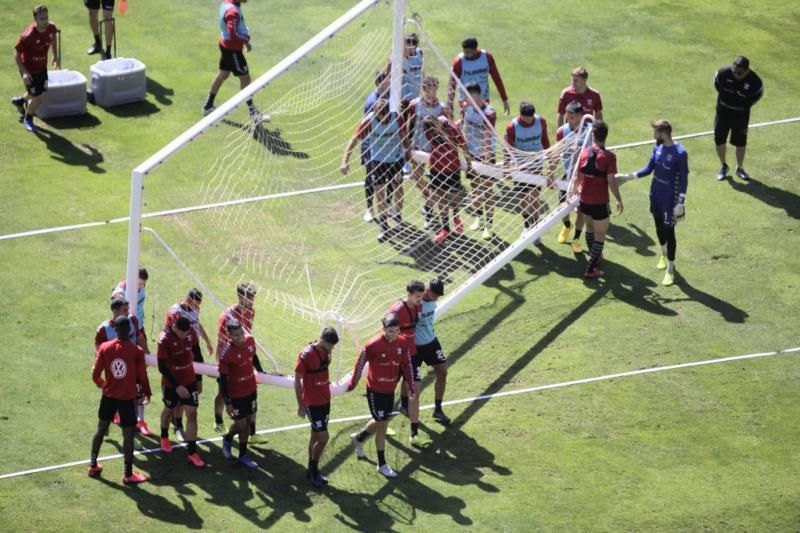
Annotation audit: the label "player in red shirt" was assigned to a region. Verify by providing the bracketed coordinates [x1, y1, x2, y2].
[88, 317, 151, 484]
[157, 316, 206, 467]
[447, 37, 510, 118]
[574, 120, 623, 279]
[12, 5, 60, 133]
[423, 115, 468, 243]
[213, 282, 257, 432]
[219, 319, 264, 469]
[202, 0, 264, 121]
[294, 327, 340, 488]
[95, 297, 151, 434]
[347, 314, 415, 478]
[556, 66, 604, 128]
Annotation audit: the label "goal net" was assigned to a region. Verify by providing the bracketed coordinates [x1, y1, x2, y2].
[128, 0, 590, 386]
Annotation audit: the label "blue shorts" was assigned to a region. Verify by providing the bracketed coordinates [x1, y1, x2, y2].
[650, 195, 675, 227]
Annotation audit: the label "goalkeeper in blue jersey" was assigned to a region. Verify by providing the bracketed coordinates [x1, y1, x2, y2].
[617, 120, 688, 286]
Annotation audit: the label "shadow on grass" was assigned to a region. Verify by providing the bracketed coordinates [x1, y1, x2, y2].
[222, 119, 309, 159]
[95, 99, 161, 118]
[663, 272, 749, 323]
[727, 177, 800, 219]
[146, 76, 174, 106]
[607, 222, 657, 257]
[39, 111, 102, 130]
[33, 125, 105, 173]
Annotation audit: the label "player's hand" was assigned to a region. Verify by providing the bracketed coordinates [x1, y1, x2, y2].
[245, 42, 252, 53]
[206, 342, 214, 357]
[502, 99, 510, 116]
[96, 379, 106, 389]
[225, 403, 234, 417]
[346, 384, 355, 392]
[673, 203, 685, 221]
[21, 72, 31, 86]
[176, 385, 190, 399]
[615, 200, 624, 216]
[340, 162, 349, 175]
[296, 406, 305, 418]
[407, 392, 415, 403]
[52, 58, 60, 70]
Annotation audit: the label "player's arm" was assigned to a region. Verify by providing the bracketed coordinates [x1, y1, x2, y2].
[482, 109, 497, 161]
[750, 77, 764, 107]
[607, 161, 623, 215]
[13, 44, 31, 85]
[446, 57, 462, 116]
[399, 116, 412, 161]
[346, 348, 369, 391]
[486, 52, 510, 116]
[50, 29, 60, 69]
[341, 118, 368, 174]
[713, 69, 721, 93]
[92, 350, 105, 389]
[503, 122, 516, 165]
[401, 348, 415, 399]
[197, 321, 214, 356]
[674, 150, 689, 220]
[617, 148, 655, 180]
[136, 348, 152, 401]
[293, 366, 305, 417]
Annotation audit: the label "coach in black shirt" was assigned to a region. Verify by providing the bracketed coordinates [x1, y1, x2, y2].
[714, 56, 763, 182]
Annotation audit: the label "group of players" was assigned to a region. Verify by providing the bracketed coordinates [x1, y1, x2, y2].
[90, 267, 452, 485]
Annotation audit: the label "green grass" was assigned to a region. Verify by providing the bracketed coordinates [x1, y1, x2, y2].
[1, 0, 800, 531]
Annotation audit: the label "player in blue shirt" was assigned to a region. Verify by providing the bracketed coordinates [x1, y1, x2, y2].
[414, 278, 450, 425]
[618, 120, 688, 286]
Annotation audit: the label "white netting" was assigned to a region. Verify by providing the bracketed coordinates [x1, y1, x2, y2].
[135, 2, 588, 379]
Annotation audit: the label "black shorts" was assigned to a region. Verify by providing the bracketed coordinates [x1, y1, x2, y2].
[162, 382, 199, 409]
[27, 72, 48, 97]
[579, 202, 610, 221]
[430, 169, 462, 192]
[305, 403, 330, 433]
[366, 388, 394, 422]
[84, 0, 115, 10]
[98, 396, 136, 427]
[192, 344, 204, 383]
[368, 160, 404, 186]
[229, 392, 258, 420]
[714, 110, 749, 147]
[416, 338, 447, 367]
[219, 44, 249, 77]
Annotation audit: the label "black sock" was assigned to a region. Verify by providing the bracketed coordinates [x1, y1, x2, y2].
[223, 433, 234, 443]
[250, 422, 256, 436]
[379, 215, 389, 232]
[94, 34, 101, 46]
[356, 430, 370, 442]
[585, 231, 594, 248]
[435, 399, 443, 412]
[588, 240, 605, 270]
[173, 417, 183, 430]
[124, 462, 133, 477]
[105, 45, 111, 57]
[310, 459, 319, 475]
[411, 422, 419, 437]
[214, 414, 223, 425]
[574, 228, 582, 240]
[563, 219, 572, 228]
[377, 450, 386, 467]
[475, 208, 483, 217]
[205, 92, 217, 108]
[400, 395, 409, 409]
[160, 427, 169, 438]
[90, 453, 98, 467]
[247, 98, 255, 111]
[440, 214, 449, 231]
[187, 440, 197, 455]
[239, 443, 248, 457]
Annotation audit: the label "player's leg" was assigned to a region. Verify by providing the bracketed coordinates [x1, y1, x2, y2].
[481, 175, 496, 239]
[662, 221, 677, 286]
[408, 355, 429, 447]
[183, 400, 206, 467]
[351, 390, 381, 458]
[391, 171, 404, 222]
[412, 162, 433, 227]
[432, 174, 451, 242]
[204, 44, 234, 114]
[427, 339, 450, 423]
[214, 378, 226, 432]
[135, 385, 152, 436]
[89, 396, 115, 477]
[558, 188, 572, 243]
[21, 74, 48, 132]
[101, 5, 114, 59]
[119, 399, 148, 483]
[585, 207, 609, 277]
[374, 176, 390, 240]
[306, 404, 330, 486]
[363, 163, 376, 221]
[732, 119, 751, 181]
[581, 204, 595, 251]
[714, 112, 730, 180]
[572, 209, 585, 253]
[86, 0, 102, 55]
[450, 178, 464, 234]
[159, 386, 177, 452]
[653, 211, 668, 271]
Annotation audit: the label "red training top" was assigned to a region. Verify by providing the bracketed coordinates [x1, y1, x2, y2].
[157, 327, 196, 386]
[387, 298, 420, 355]
[295, 343, 332, 406]
[15, 22, 58, 74]
[92, 338, 151, 400]
[218, 335, 258, 398]
[219, 0, 250, 51]
[557, 86, 603, 117]
[348, 333, 414, 394]
[578, 145, 617, 205]
[216, 304, 255, 360]
[94, 314, 142, 350]
[426, 119, 465, 174]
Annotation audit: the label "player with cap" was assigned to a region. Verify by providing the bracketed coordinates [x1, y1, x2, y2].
[347, 314, 415, 478]
[414, 278, 450, 425]
[294, 326, 339, 488]
[89, 316, 152, 484]
[219, 319, 264, 469]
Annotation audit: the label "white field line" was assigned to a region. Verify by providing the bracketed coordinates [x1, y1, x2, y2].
[1, 116, 798, 242]
[1, 346, 796, 481]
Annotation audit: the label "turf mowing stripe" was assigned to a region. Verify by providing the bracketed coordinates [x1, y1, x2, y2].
[1, 116, 798, 242]
[1, 346, 796, 480]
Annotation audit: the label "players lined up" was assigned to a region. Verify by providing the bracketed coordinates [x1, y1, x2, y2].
[90, 276, 450, 485]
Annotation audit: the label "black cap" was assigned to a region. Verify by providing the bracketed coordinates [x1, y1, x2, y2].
[565, 101, 583, 113]
[733, 56, 750, 69]
[226, 319, 243, 332]
[320, 327, 339, 345]
[112, 316, 132, 340]
[382, 313, 400, 328]
[175, 316, 191, 332]
[110, 297, 129, 310]
[429, 278, 444, 296]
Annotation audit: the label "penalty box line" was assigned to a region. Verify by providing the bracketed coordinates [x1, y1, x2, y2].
[0, 346, 797, 481]
[1, 116, 798, 242]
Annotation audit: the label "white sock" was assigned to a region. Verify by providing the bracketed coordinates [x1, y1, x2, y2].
[667, 260, 675, 273]
[137, 404, 145, 421]
[661, 244, 668, 256]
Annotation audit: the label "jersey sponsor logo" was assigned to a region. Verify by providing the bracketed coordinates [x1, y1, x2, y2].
[110, 358, 128, 379]
[397, 347, 402, 354]
[463, 67, 489, 76]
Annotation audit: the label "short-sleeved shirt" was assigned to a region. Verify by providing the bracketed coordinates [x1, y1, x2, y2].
[15, 22, 58, 74]
[426, 119, 465, 174]
[95, 314, 143, 350]
[462, 101, 497, 158]
[578, 145, 618, 205]
[295, 343, 331, 406]
[218, 335, 258, 398]
[93, 338, 151, 400]
[219, 0, 249, 51]
[557, 86, 603, 117]
[166, 303, 201, 346]
[408, 97, 445, 151]
[356, 112, 407, 164]
[387, 298, 420, 356]
[111, 281, 146, 328]
[348, 333, 413, 394]
[157, 327, 196, 386]
[414, 299, 437, 346]
[216, 304, 255, 356]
